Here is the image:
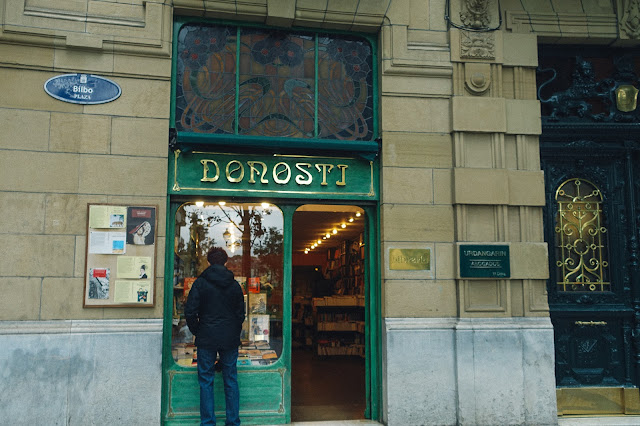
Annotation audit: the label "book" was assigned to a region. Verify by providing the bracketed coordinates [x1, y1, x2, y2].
[249, 314, 270, 342]
[249, 293, 267, 314]
[248, 277, 260, 293]
[183, 277, 196, 297]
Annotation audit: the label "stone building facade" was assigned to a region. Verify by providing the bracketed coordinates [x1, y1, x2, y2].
[1, 0, 638, 425]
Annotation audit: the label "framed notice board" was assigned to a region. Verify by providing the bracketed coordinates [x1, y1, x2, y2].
[84, 203, 157, 307]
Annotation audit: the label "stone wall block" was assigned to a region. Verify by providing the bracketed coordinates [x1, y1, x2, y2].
[453, 168, 509, 205]
[452, 96, 506, 133]
[45, 194, 108, 235]
[381, 204, 455, 242]
[502, 32, 539, 67]
[53, 48, 115, 75]
[505, 99, 542, 135]
[0, 43, 55, 69]
[0, 150, 79, 193]
[50, 113, 111, 154]
[41, 278, 104, 320]
[509, 242, 550, 280]
[382, 132, 452, 169]
[435, 243, 455, 279]
[382, 167, 433, 205]
[384, 319, 458, 425]
[384, 279, 457, 317]
[0, 192, 46, 234]
[87, 78, 170, 119]
[382, 97, 451, 133]
[433, 169, 453, 205]
[111, 117, 169, 157]
[0, 234, 75, 277]
[78, 155, 167, 196]
[0, 277, 42, 320]
[0, 69, 82, 113]
[0, 108, 50, 151]
[508, 169, 546, 206]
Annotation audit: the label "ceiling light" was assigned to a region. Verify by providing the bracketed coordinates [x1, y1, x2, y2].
[326, 233, 331, 238]
[195, 201, 204, 207]
[317, 239, 322, 244]
[356, 212, 361, 217]
[341, 223, 346, 228]
[261, 202, 270, 208]
[333, 229, 338, 234]
[219, 201, 226, 206]
[348, 217, 354, 222]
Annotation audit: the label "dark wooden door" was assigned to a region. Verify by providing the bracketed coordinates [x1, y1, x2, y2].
[541, 135, 640, 388]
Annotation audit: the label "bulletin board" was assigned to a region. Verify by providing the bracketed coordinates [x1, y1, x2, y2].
[83, 203, 158, 307]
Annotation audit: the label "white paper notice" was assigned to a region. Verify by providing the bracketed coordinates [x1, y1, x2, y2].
[89, 231, 127, 254]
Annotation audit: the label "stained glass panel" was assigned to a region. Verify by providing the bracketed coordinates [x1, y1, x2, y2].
[238, 30, 315, 137]
[176, 24, 237, 134]
[174, 24, 374, 141]
[317, 35, 374, 140]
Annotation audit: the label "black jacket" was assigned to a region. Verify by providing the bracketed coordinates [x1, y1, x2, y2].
[185, 264, 245, 350]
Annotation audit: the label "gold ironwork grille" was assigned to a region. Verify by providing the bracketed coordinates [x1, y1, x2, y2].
[555, 178, 610, 292]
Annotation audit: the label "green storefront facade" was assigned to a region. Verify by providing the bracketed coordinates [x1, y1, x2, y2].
[162, 18, 381, 424]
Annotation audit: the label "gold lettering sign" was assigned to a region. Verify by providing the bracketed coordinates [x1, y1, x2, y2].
[273, 162, 291, 184]
[197, 157, 353, 189]
[315, 164, 334, 186]
[295, 163, 313, 185]
[247, 161, 268, 184]
[201, 159, 220, 182]
[389, 249, 431, 271]
[226, 160, 244, 183]
[616, 84, 639, 112]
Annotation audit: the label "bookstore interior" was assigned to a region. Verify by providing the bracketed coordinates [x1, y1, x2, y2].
[171, 201, 367, 420]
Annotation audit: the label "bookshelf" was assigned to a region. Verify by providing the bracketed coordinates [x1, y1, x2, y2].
[313, 295, 365, 357]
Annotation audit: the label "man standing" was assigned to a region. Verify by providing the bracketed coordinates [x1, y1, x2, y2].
[185, 247, 245, 426]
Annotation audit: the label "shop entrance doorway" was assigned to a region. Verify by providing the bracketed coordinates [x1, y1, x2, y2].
[290, 204, 367, 422]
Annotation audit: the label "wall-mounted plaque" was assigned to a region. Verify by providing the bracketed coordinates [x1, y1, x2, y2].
[389, 248, 431, 271]
[459, 244, 510, 278]
[44, 73, 121, 105]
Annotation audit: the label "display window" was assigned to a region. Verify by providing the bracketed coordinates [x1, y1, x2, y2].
[172, 201, 284, 367]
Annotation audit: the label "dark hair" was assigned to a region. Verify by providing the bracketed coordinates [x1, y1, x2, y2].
[207, 247, 228, 265]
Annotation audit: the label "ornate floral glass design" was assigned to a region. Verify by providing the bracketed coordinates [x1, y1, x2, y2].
[554, 178, 610, 292]
[175, 24, 374, 141]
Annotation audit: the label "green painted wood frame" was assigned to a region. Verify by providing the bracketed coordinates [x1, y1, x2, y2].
[163, 18, 380, 424]
[161, 198, 381, 424]
[170, 17, 379, 154]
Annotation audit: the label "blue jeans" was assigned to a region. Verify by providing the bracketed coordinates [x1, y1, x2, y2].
[197, 346, 241, 426]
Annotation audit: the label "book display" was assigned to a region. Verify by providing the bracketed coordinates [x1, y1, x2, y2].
[294, 235, 366, 357]
[171, 201, 284, 368]
[313, 296, 365, 357]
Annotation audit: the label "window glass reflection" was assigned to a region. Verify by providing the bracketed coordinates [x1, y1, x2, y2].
[172, 202, 284, 367]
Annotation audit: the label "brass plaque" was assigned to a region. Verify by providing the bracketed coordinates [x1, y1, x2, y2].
[389, 249, 431, 271]
[616, 84, 639, 112]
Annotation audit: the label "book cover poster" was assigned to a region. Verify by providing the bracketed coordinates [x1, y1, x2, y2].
[249, 314, 270, 342]
[249, 293, 267, 314]
[183, 277, 196, 297]
[247, 277, 260, 294]
[126, 207, 155, 245]
[88, 268, 110, 299]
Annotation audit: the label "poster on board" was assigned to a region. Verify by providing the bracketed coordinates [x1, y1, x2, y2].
[84, 204, 157, 307]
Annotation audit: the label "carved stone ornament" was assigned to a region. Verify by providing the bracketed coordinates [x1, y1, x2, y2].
[622, 0, 640, 39]
[460, 0, 491, 29]
[464, 63, 491, 95]
[460, 31, 495, 59]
